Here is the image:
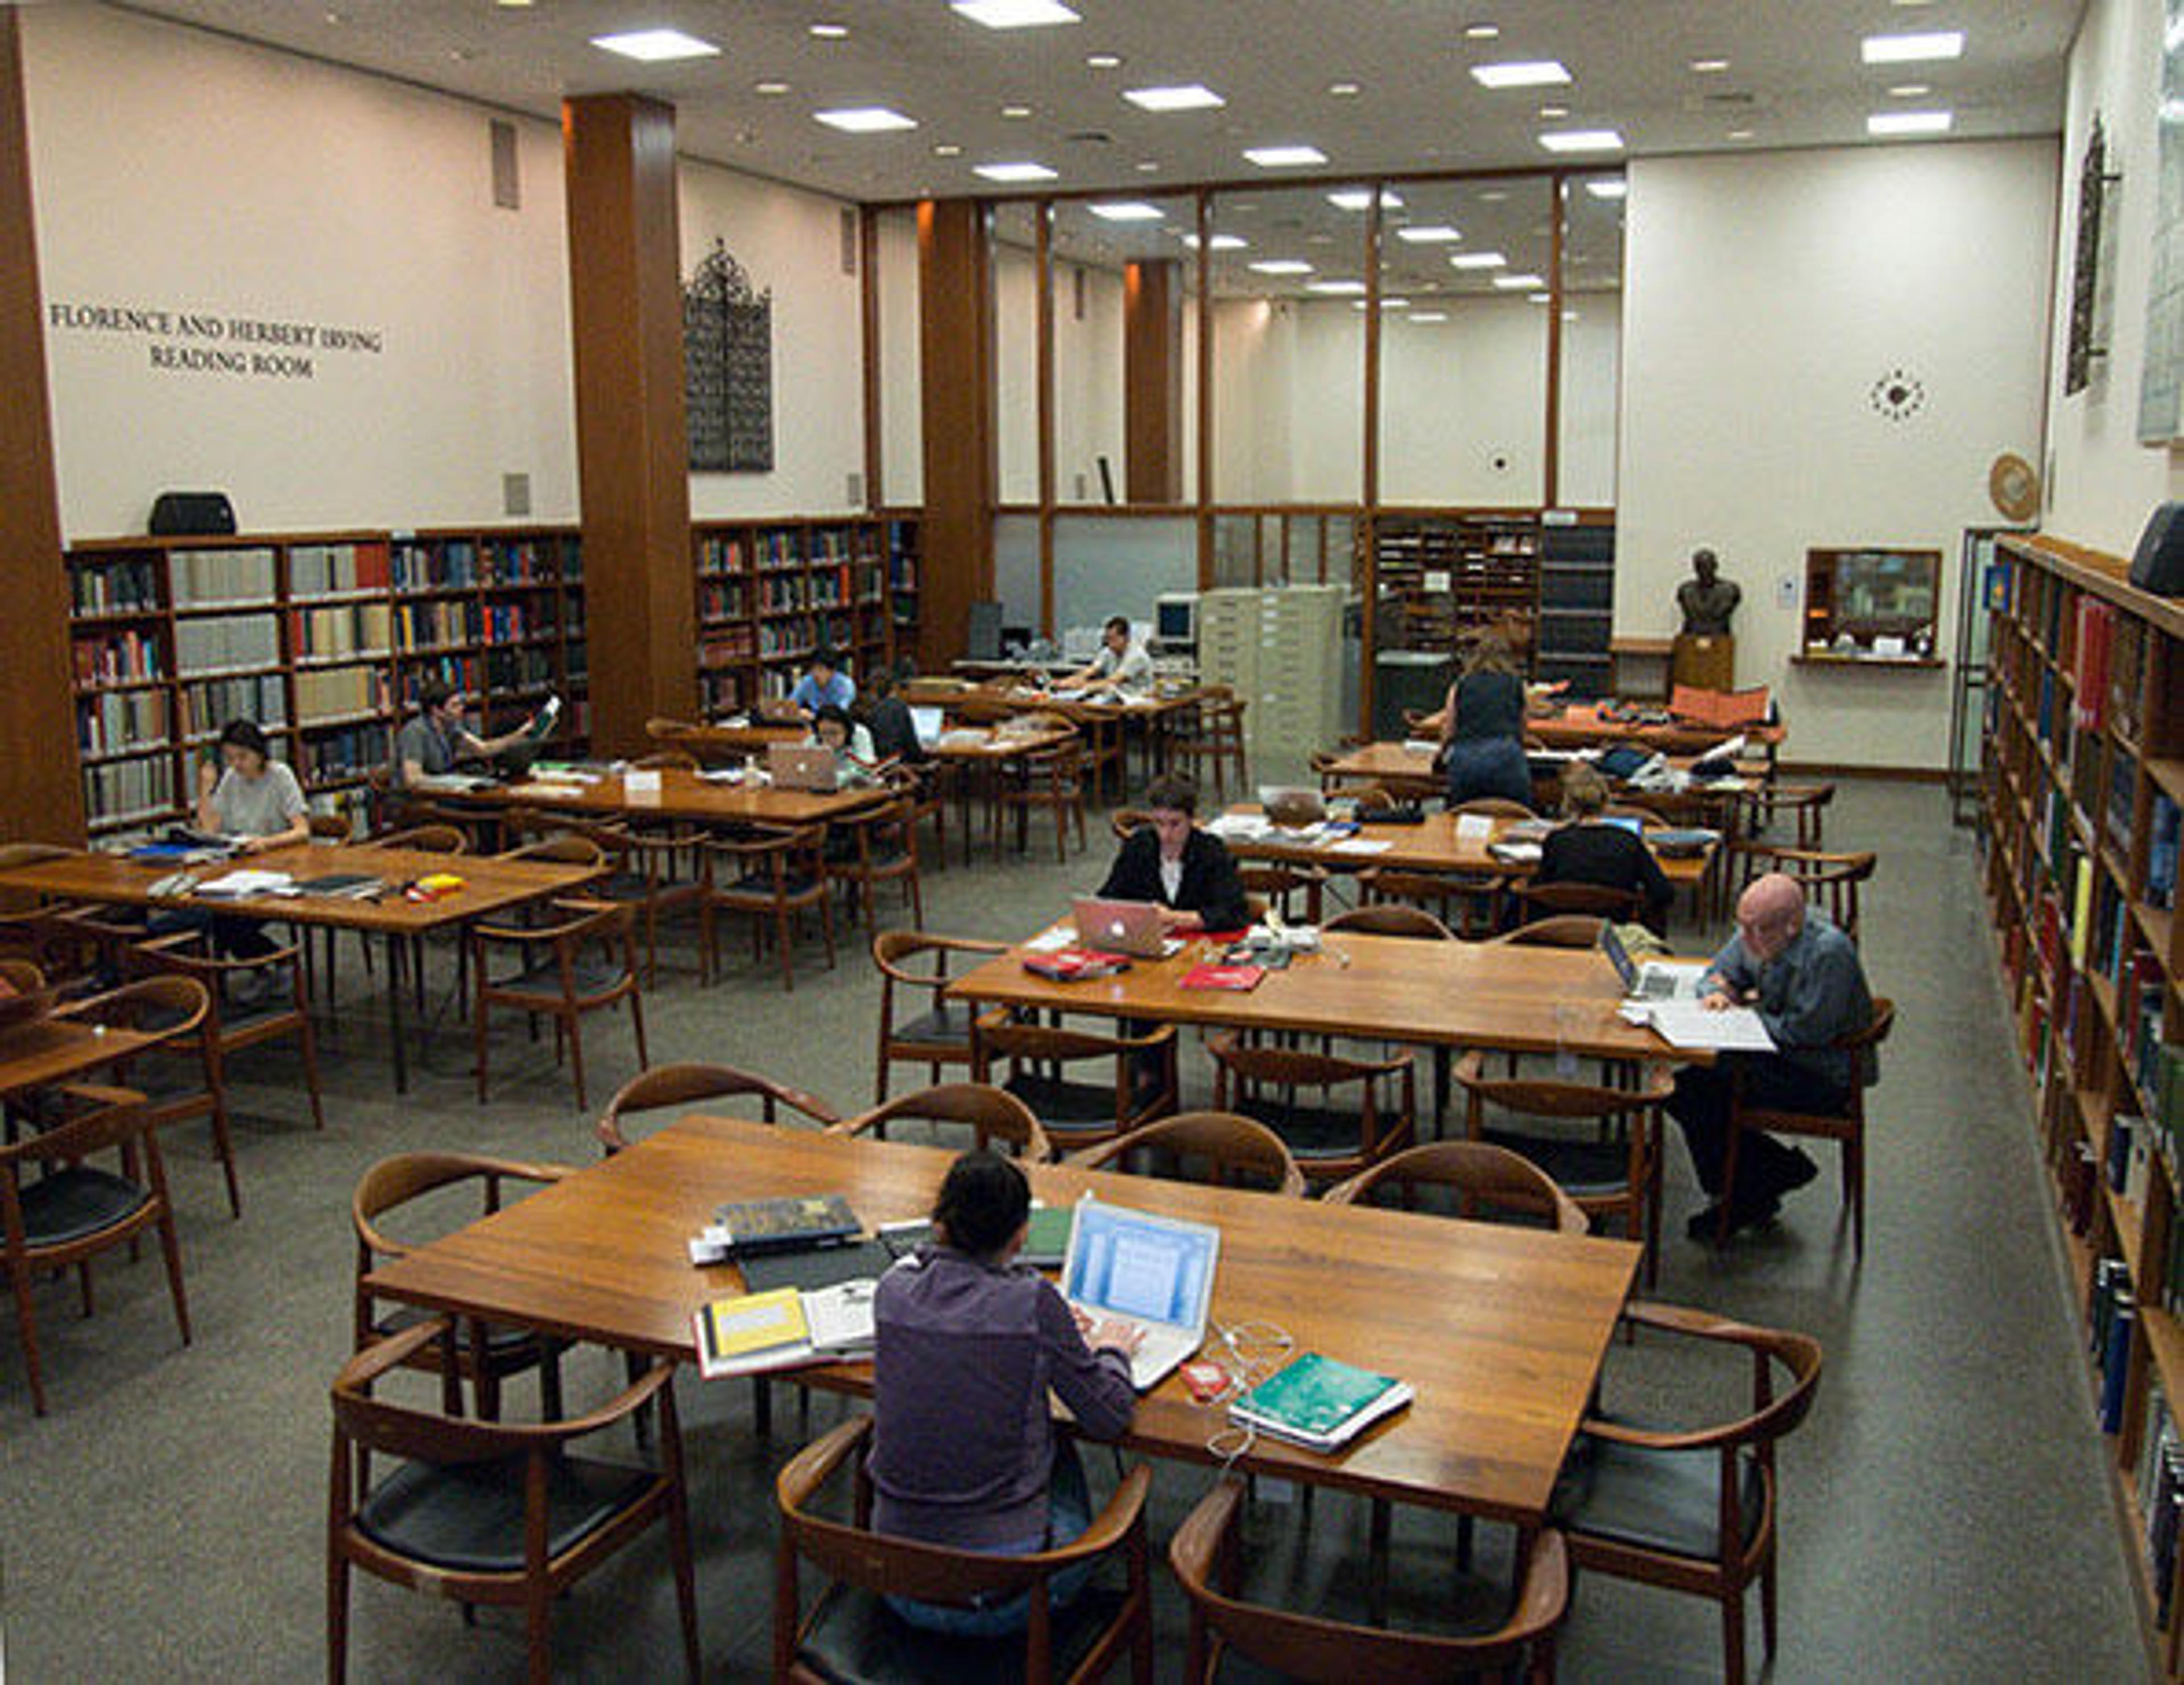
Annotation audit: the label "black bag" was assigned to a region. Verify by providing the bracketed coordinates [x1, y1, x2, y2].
[148, 492, 236, 536]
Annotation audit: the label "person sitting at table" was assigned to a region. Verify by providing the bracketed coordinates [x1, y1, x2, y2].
[1436, 631, 1534, 810]
[1098, 773, 1250, 933]
[1538, 762, 1672, 928]
[810, 704, 883, 786]
[862, 665, 929, 765]
[1668, 872, 1876, 1239]
[394, 678, 541, 788]
[192, 718, 311, 968]
[789, 647, 856, 719]
[1053, 615, 1152, 698]
[870, 1149, 1141, 1636]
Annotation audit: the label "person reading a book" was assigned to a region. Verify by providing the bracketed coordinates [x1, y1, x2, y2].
[809, 704, 882, 783]
[1053, 615, 1152, 697]
[788, 647, 855, 719]
[1667, 872, 1875, 1239]
[1097, 773, 1250, 934]
[1537, 762, 1672, 929]
[188, 718, 309, 968]
[394, 678, 543, 787]
[870, 1150, 1141, 1636]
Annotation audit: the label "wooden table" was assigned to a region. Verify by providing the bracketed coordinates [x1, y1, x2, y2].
[647, 720, 808, 762]
[442, 766, 888, 829]
[950, 927, 1691, 1064]
[0, 1015, 155, 1098]
[0, 844, 598, 1091]
[366, 1115, 1640, 1526]
[904, 679, 1200, 794]
[926, 723, 1081, 863]
[1320, 739, 1764, 803]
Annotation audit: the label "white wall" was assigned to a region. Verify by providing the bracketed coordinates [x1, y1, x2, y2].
[1054, 262, 1124, 502]
[1559, 295, 1622, 507]
[678, 160, 866, 519]
[24, 3, 577, 540]
[875, 209, 923, 507]
[1618, 140, 2058, 769]
[1380, 297, 1548, 505]
[2044, 0, 2184, 549]
[995, 242, 1040, 503]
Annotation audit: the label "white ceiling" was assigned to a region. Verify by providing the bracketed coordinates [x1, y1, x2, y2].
[113, 0, 2082, 204]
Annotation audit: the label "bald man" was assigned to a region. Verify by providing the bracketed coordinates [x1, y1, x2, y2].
[1668, 872, 1876, 1239]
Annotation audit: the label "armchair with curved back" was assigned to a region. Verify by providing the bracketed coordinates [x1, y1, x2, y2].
[1066, 1110, 1306, 1199]
[597, 1061, 841, 1154]
[470, 897, 647, 1111]
[1325, 1139, 1587, 1234]
[831, 1081, 1054, 1162]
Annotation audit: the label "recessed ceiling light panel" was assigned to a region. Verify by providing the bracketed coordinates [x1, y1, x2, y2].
[974, 160, 1060, 181]
[1584, 179, 1627, 199]
[1538, 129, 1623, 152]
[1867, 109, 1952, 135]
[1244, 144, 1329, 168]
[1471, 60, 1571, 89]
[1249, 259, 1313, 274]
[1861, 30, 1963, 64]
[815, 106, 917, 133]
[1306, 279, 1367, 294]
[1183, 233, 1248, 249]
[953, 0, 1080, 27]
[1396, 224, 1463, 243]
[590, 27, 719, 61]
[1494, 272, 1545, 288]
[1124, 83, 1225, 111]
[1089, 200, 1164, 221]
[1450, 250, 1507, 269]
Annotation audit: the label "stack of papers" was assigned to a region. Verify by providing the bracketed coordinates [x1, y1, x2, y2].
[1627, 1000, 1776, 1052]
[193, 869, 297, 899]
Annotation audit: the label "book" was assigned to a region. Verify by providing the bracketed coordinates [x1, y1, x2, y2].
[1181, 963, 1265, 992]
[879, 1203, 1074, 1267]
[1021, 948, 1132, 982]
[1230, 1352, 1414, 1451]
[692, 1280, 878, 1380]
[709, 1192, 860, 1257]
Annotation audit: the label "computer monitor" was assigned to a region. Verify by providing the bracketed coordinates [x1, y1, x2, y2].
[966, 601, 1003, 660]
[1156, 593, 1198, 645]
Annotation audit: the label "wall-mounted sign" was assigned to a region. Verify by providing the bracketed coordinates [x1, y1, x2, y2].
[45, 301, 384, 381]
[683, 239, 775, 473]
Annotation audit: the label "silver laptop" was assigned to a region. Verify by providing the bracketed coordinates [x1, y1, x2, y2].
[1258, 784, 1326, 826]
[909, 705, 945, 748]
[1070, 896, 1169, 957]
[1600, 920, 1708, 1002]
[768, 742, 838, 791]
[1060, 1196, 1220, 1391]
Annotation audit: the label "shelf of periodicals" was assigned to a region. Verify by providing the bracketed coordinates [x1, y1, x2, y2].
[65, 527, 590, 837]
[1986, 534, 2184, 1676]
[1371, 510, 1554, 663]
[691, 514, 917, 716]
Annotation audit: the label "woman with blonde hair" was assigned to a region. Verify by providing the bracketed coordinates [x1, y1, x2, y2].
[1537, 761, 1673, 927]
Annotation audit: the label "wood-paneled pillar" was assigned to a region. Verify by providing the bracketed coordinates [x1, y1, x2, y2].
[917, 199, 995, 668]
[1124, 259, 1184, 504]
[0, 7, 85, 844]
[563, 93, 694, 755]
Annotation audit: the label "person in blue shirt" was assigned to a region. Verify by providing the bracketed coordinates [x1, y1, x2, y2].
[788, 648, 855, 719]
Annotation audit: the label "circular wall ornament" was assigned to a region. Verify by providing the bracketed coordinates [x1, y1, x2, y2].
[1988, 452, 2042, 522]
[1870, 368, 1927, 423]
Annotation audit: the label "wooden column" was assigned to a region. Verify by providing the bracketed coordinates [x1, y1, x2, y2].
[0, 8, 85, 844]
[1124, 259, 1184, 504]
[562, 93, 694, 756]
[917, 199, 995, 668]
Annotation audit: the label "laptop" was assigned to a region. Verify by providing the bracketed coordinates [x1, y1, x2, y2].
[1060, 1196, 1221, 1391]
[1258, 785, 1326, 827]
[768, 742, 838, 791]
[909, 705, 945, 749]
[1070, 896, 1169, 957]
[1599, 920, 1709, 1003]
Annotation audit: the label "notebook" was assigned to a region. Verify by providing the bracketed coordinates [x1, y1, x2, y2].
[1070, 897, 1169, 957]
[1060, 1196, 1221, 1391]
[1229, 1352, 1414, 1451]
[1599, 920, 1707, 1002]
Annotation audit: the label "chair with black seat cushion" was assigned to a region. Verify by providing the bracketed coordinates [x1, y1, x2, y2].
[774, 1414, 1152, 1685]
[470, 899, 647, 1111]
[1208, 1031, 1413, 1187]
[1454, 1051, 1677, 1287]
[1068, 1110, 1306, 1198]
[0, 1085, 188, 1417]
[598, 1062, 839, 1153]
[698, 822, 836, 992]
[1168, 1477, 1569, 1683]
[131, 929, 326, 1133]
[0, 844, 79, 974]
[351, 1151, 574, 1420]
[832, 1081, 1053, 1162]
[998, 738, 1089, 862]
[1719, 998, 1895, 1256]
[1238, 861, 1326, 924]
[1108, 807, 1154, 841]
[970, 1013, 1177, 1153]
[829, 795, 925, 932]
[1552, 1300, 1823, 1685]
[870, 931, 1006, 1105]
[328, 1316, 701, 1685]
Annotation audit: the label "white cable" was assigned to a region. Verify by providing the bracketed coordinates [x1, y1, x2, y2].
[1202, 1316, 1295, 1471]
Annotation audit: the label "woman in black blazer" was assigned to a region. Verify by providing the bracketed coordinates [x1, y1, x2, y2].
[1097, 773, 1251, 933]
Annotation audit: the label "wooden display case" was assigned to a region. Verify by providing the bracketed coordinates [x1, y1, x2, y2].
[1800, 545, 1943, 666]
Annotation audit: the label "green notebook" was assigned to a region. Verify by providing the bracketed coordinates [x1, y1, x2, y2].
[879, 1203, 1074, 1268]
[1230, 1352, 1413, 1450]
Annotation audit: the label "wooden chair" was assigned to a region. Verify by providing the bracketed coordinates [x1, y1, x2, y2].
[1451, 796, 1537, 820]
[1494, 914, 1607, 949]
[0, 1084, 188, 1417]
[1512, 878, 1645, 927]
[578, 820, 705, 988]
[1172, 687, 1249, 802]
[774, 1414, 1152, 1685]
[1325, 1139, 1588, 1233]
[1727, 842, 1876, 939]
[886, 762, 950, 873]
[698, 823, 835, 991]
[131, 931, 326, 1132]
[870, 931, 1007, 1104]
[1360, 866, 1502, 939]
[1552, 1300, 1825, 1685]
[632, 747, 699, 771]
[1208, 1031, 1413, 1186]
[1168, 1478, 1569, 1683]
[1238, 861, 1326, 924]
[1322, 903, 1456, 940]
[366, 823, 470, 854]
[1109, 807, 1154, 841]
[1741, 780, 1833, 849]
[1454, 1050, 1677, 1287]
[998, 739, 1088, 861]
[1068, 1110, 1306, 1197]
[832, 1081, 1054, 1162]
[350, 1151, 573, 1420]
[598, 1061, 840, 1152]
[970, 1013, 1177, 1152]
[0, 957, 42, 992]
[328, 1317, 700, 1685]
[470, 898, 647, 1110]
[1720, 998, 1895, 1256]
[828, 795, 924, 931]
[0, 842, 78, 974]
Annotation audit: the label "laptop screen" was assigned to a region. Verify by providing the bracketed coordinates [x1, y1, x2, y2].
[909, 705, 944, 746]
[1600, 814, 1645, 836]
[1064, 1201, 1218, 1329]
[1597, 920, 1639, 990]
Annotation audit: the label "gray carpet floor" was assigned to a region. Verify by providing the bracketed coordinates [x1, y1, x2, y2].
[0, 778, 2153, 1680]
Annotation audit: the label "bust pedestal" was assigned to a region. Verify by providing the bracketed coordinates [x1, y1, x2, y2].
[1671, 633, 1734, 691]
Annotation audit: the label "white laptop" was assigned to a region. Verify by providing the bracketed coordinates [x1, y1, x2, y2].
[1257, 785, 1326, 827]
[909, 705, 945, 748]
[1060, 1196, 1221, 1391]
[1599, 920, 1709, 1002]
[768, 742, 838, 791]
[1070, 896, 1169, 957]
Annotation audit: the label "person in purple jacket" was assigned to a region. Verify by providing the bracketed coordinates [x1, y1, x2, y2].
[868, 1150, 1143, 1635]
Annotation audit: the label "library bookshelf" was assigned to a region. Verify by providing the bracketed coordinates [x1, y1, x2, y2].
[1986, 533, 2184, 1672]
[691, 514, 918, 716]
[67, 526, 589, 837]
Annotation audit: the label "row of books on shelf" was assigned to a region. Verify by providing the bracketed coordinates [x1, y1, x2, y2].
[483, 647, 558, 691]
[808, 565, 882, 608]
[71, 557, 162, 615]
[480, 601, 559, 642]
[75, 629, 163, 686]
[82, 756, 175, 823]
[2141, 1382, 2184, 1624]
[289, 542, 392, 597]
[479, 539, 572, 585]
[176, 613, 280, 678]
[392, 598, 479, 650]
[298, 724, 389, 785]
[295, 665, 380, 724]
[294, 601, 392, 662]
[700, 581, 747, 621]
[76, 688, 168, 758]
[2091, 1258, 2140, 1438]
[168, 547, 275, 607]
[181, 674, 287, 741]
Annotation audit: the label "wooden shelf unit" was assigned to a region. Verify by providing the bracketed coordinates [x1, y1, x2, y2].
[65, 526, 590, 836]
[1985, 534, 2184, 1673]
[690, 514, 915, 716]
